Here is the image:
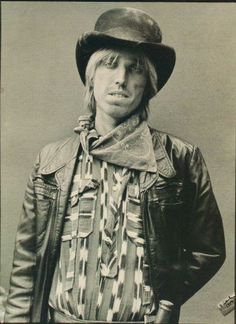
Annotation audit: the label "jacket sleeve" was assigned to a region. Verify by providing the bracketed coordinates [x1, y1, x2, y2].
[4, 155, 40, 323]
[181, 146, 226, 304]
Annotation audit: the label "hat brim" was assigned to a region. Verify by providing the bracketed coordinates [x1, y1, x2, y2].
[76, 31, 176, 92]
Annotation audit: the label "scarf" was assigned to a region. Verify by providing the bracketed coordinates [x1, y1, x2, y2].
[74, 114, 157, 173]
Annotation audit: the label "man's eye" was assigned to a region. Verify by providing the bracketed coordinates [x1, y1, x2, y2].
[130, 65, 144, 73]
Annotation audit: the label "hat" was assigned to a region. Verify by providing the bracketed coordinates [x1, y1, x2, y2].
[76, 7, 176, 92]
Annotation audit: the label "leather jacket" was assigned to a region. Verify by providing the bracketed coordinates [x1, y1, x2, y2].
[4, 128, 226, 323]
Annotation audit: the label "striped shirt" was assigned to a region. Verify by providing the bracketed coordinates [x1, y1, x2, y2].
[49, 151, 156, 321]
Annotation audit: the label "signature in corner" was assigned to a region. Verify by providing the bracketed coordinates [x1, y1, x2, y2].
[217, 293, 235, 316]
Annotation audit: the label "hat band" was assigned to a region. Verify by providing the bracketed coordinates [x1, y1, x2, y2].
[97, 26, 161, 44]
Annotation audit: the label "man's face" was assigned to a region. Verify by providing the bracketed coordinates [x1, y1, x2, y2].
[93, 49, 147, 122]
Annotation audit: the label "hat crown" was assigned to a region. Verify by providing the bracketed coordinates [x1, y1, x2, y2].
[76, 7, 176, 91]
[94, 8, 162, 44]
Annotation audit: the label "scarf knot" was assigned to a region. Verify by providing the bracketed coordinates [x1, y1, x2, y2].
[73, 115, 95, 133]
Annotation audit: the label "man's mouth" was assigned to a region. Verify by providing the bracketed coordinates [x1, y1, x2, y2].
[108, 91, 129, 98]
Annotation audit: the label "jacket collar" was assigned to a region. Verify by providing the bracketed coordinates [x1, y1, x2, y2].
[39, 129, 176, 179]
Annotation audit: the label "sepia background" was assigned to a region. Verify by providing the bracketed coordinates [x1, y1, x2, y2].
[1, 2, 235, 323]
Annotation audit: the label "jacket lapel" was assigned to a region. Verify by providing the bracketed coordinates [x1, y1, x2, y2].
[154, 131, 176, 178]
[140, 129, 176, 192]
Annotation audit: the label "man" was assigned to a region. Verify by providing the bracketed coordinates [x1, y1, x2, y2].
[4, 7, 225, 324]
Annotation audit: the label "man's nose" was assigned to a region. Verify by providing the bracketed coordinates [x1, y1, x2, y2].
[114, 66, 127, 86]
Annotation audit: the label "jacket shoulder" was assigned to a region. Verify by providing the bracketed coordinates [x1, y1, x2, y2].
[149, 127, 196, 157]
[39, 136, 74, 159]
[37, 134, 80, 174]
[149, 127, 195, 151]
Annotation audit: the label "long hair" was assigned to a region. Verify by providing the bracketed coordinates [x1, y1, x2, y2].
[84, 48, 158, 120]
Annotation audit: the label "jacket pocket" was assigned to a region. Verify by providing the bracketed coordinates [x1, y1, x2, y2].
[33, 177, 58, 248]
[148, 177, 184, 206]
[147, 178, 184, 259]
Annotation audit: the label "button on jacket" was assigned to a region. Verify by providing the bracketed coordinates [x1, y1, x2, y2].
[4, 127, 226, 323]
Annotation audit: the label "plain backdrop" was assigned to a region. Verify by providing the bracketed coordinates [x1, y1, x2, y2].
[1, 2, 235, 323]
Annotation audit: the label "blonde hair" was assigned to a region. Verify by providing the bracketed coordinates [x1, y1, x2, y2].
[84, 48, 158, 120]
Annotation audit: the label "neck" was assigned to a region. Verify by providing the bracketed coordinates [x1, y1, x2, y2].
[95, 111, 121, 136]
